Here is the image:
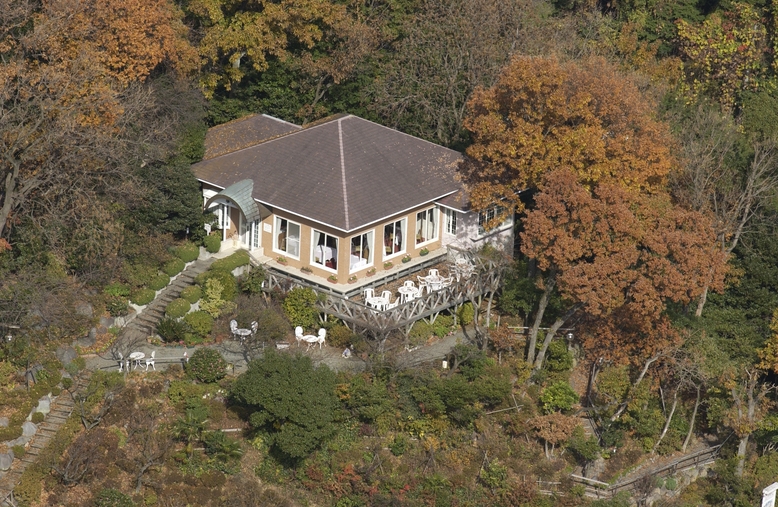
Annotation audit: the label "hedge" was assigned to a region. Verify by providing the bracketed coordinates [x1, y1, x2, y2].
[184, 311, 214, 338]
[180, 285, 202, 304]
[165, 298, 191, 319]
[163, 257, 186, 277]
[174, 241, 200, 263]
[130, 288, 156, 306]
[148, 273, 171, 291]
[204, 234, 221, 253]
[210, 250, 250, 272]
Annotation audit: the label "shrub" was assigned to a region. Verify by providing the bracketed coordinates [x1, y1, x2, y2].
[196, 269, 237, 301]
[104, 294, 129, 317]
[94, 488, 135, 507]
[174, 242, 200, 263]
[327, 324, 359, 348]
[31, 412, 44, 423]
[157, 318, 189, 343]
[457, 303, 474, 326]
[409, 321, 433, 346]
[165, 298, 191, 319]
[104, 283, 130, 298]
[122, 261, 157, 288]
[282, 287, 319, 329]
[148, 273, 170, 291]
[180, 285, 202, 304]
[12, 444, 25, 458]
[211, 250, 250, 272]
[167, 380, 209, 404]
[231, 352, 338, 460]
[187, 348, 227, 383]
[389, 434, 408, 456]
[163, 258, 186, 277]
[540, 381, 579, 413]
[240, 266, 266, 295]
[199, 279, 232, 318]
[545, 340, 573, 372]
[130, 288, 156, 306]
[184, 311, 214, 338]
[204, 234, 221, 253]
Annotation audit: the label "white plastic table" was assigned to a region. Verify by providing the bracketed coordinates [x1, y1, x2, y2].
[397, 286, 420, 303]
[129, 351, 145, 370]
[235, 328, 252, 341]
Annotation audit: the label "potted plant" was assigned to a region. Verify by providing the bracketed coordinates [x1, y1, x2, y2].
[327, 274, 338, 283]
[419, 247, 429, 256]
[348, 275, 358, 284]
[383, 261, 393, 270]
[277, 255, 288, 265]
[301, 265, 313, 274]
[366, 267, 377, 277]
[401, 254, 412, 263]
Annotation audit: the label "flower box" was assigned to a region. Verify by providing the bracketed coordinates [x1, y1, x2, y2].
[301, 266, 313, 274]
[401, 254, 412, 263]
[277, 256, 288, 265]
[383, 261, 393, 270]
[327, 275, 338, 283]
[348, 275, 358, 284]
[419, 247, 429, 256]
[366, 268, 377, 277]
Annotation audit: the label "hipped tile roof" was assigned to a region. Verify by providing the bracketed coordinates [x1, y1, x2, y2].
[192, 114, 463, 232]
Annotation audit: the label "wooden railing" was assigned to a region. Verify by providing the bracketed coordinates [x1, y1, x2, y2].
[569, 444, 723, 499]
[259, 246, 504, 336]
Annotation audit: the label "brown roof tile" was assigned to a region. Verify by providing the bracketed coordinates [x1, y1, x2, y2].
[193, 115, 463, 232]
[203, 114, 301, 160]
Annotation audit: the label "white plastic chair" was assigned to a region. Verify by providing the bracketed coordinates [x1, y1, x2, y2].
[386, 299, 399, 310]
[230, 320, 238, 339]
[428, 269, 439, 277]
[250, 321, 258, 336]
[145, 351, 156, 371]
[118, 353, 124, 372]
[317, 328, 327, 348]
[403, 280, 416, 289]
[417, 275, 429, 295]
[295, 326, 304, 346]
[364, 288, 375, 300]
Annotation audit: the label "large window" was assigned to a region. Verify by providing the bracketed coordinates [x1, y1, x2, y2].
[312, 230, 338, 270]
[478, 207, 510, 236]
[350, 231, 374, 272]
[415, 208, 438, 245]
[444, 208, 457, 235]
[274, 217, 300, 258]
[383, 219, 406, 259]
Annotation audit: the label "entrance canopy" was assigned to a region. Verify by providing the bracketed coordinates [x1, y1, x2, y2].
[204, 179, 268, 223]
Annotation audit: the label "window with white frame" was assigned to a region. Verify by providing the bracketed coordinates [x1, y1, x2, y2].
[274, 217, 300, 258]
[383, 219, 406, 258]
[350, 231, 374, 272]
[312, 230, 339, 270]
[478, 206, 510, 235]
[415, 208, 438, 245]
[251, 220, 260, 249]
[443, 208, 457, 235]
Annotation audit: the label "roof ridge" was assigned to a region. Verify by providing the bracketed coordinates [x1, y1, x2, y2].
[340, 115, 462, 155]
[206, 113, 301, 133]
[337, 118, 350, 230]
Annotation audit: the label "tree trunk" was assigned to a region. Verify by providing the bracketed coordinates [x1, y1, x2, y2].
[533, 303, 582, 371]
[527, 271, 556, 364]
[736, 434, 749, 477]
[683, 385, 701, 452]
[611, 353, 661, 422]
[653, 389, 678, 454]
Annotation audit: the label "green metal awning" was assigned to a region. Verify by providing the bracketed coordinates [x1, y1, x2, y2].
[204, 179, 268, 223]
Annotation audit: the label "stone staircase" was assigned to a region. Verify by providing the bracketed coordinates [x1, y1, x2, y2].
[125, 257, 216, 339]
[0, 371, 92, 506]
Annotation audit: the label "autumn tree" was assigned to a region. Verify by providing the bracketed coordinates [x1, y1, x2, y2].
[670, 105, 778, 315]
[676, 3, 770, 109]
[521, 169, 725, 371]
[0, 0, 199, 262]
[461, 55, 675, 225]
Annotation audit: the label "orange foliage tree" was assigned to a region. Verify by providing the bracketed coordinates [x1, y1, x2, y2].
[460, 55, 676, 228]
[0, 0, 197, 241]
[520, 169, 726, 371]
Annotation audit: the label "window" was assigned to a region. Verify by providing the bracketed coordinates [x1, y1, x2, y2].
[444, 208, 457, 235]
[350, 231, 374, 272]
[312, 230, 339, 270]
[415, 208, 438, 245]
[274, 217, 300, 258]
[251, 220, 260, 249]
[383, 219, 406, 259]
[478, 207, 510, 235]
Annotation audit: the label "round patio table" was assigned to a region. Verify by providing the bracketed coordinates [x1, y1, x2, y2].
[128, 351, 145, 370]
[397, 286, 420, 303]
